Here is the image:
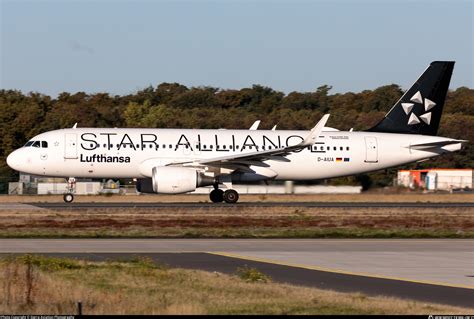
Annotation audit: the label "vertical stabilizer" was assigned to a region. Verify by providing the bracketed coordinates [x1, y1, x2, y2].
[368, 61, 454, 136]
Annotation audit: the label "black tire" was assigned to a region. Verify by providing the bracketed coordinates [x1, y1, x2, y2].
[63, 193, 74, 203]
[223, 189, 239, 204]
[210, 189, 224, 203]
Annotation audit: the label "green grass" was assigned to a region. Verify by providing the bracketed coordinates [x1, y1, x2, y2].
[236, 266, 272, 283]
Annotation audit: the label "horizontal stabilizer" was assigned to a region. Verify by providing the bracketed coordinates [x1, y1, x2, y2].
[408, 139, 468, 150]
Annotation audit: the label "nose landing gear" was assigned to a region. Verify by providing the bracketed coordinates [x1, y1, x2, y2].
[63, 177, 76, 203]
[63, 193, 74, 203]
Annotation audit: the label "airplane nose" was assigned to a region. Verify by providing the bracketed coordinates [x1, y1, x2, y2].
[6, 149, 22, 171]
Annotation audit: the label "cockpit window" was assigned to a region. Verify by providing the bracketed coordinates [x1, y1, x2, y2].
[24, 140, 48, 148]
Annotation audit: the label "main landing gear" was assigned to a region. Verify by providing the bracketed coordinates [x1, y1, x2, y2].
[63, 177, 76, 203]
[209, 184, 239, 204]
[210, 188, 224, 203]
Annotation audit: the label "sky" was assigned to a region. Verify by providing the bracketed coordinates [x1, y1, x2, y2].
[1, 0, 473, 97]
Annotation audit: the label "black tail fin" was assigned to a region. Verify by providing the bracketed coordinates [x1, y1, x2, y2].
[368, 61, 454, 136]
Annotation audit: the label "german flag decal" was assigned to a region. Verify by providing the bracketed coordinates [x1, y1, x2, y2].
[336, 157, 343, 162]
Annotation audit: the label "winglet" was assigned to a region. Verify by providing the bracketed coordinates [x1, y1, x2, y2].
[301, 114, 330, 146]
[271, 125, 277, 131]
[72, 123, 78, 129]
[249, 120, 261, 130]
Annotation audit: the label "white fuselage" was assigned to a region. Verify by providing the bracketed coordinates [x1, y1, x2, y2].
[6, 128, 462, 181]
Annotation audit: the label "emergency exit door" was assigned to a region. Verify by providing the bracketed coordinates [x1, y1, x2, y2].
[64, 133, 78, 159]
[364, 136, 378, 163]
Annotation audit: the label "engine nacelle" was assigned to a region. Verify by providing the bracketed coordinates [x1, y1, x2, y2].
[136, 166, 214, 194]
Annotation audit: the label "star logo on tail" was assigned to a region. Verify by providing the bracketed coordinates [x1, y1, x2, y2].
[402, 91, 435, 125]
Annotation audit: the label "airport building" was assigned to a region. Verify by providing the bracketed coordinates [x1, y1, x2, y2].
[8, 173, 119, 195]
[397, 168, 472, 191]
[8, 174, 362, 195]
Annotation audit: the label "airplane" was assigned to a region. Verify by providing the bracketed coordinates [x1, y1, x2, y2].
[6, 61, 466, 203]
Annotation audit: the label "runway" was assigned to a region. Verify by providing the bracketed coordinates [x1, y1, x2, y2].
[24, 201, 474, 209]
[1, 239, 473, 308]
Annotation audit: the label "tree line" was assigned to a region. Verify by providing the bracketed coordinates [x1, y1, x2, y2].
[0, 83, 472, 192]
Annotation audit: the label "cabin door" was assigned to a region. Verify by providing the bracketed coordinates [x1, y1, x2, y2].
[364, 136, 378, 163]
[64, 133, 78, 159]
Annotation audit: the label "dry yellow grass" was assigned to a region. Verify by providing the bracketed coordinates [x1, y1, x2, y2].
[0, 256, 471, 315]
[1, 192, 473, 203]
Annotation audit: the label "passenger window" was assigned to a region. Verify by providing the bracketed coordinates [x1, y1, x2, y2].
[327, 146, 330, 150]
[169, 144, 172, 148]
[333, 146, 336, 151]
[346, 146, 350, 151]
[210, 145, 213, 149]
[162, 144, 166, 148]
[340, 147, 343, 151]
[32, 141, 40, 148]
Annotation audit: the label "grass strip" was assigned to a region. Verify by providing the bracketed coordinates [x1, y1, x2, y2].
[0, 255, 471, 315]
[0, 227, 472, 238]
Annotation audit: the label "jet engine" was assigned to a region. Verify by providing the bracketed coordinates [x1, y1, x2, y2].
[136, 166, 215, 194]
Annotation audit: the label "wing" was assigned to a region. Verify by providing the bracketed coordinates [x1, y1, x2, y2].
[170, 114, 330, 169]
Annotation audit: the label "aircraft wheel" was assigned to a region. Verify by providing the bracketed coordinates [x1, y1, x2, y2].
[223, 189, 239, 204]
[63, 193, 74, 203]
[210, 189, 224, 203]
